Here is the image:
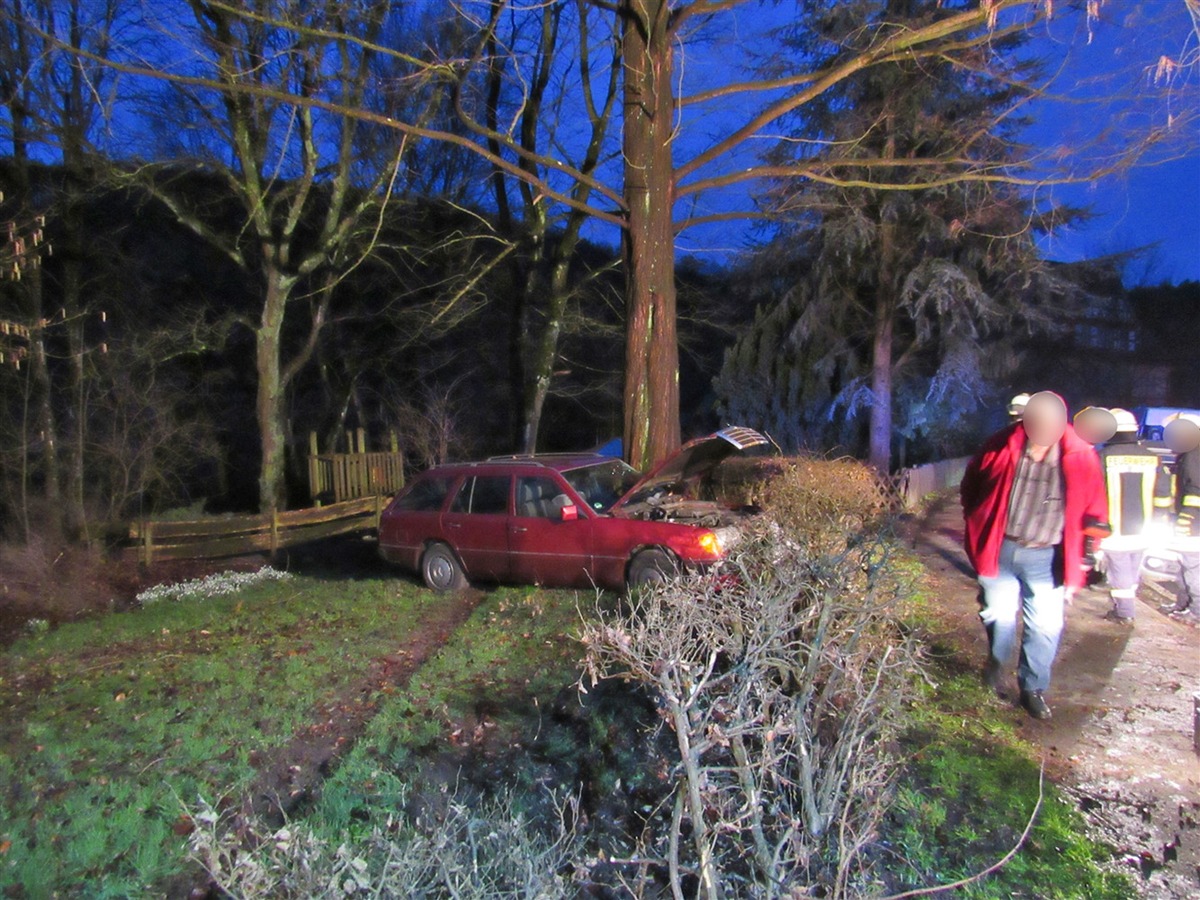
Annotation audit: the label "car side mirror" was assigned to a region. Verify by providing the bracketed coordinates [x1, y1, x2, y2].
[560, 504, 579, 522]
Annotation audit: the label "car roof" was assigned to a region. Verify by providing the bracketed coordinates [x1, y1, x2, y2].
[421, 453, 619, 476]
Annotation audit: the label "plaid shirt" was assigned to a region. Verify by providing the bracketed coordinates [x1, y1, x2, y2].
[1005, 441, 1065, 548]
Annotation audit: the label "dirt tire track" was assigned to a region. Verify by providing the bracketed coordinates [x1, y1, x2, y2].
[243, 587, 487, 825]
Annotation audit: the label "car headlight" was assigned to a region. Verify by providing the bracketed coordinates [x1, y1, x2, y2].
[696, 530, 721, 557]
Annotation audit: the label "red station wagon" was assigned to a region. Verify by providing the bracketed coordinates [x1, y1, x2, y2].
[378, 427, 769, 592]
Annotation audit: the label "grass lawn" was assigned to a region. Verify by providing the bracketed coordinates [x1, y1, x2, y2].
[0, 551, 1133, 898]
[0, 568, 584, 896]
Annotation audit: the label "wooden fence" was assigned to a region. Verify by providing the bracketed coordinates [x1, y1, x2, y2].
[308, 430, 405, 504]
[127, 495, 385, 564]
[894, 456, 971, 510]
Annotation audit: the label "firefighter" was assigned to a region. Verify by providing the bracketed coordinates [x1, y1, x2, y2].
[1073, 406, 1118, 585]
[1095, 409, 1160, 622]
[1161, 413, 1200, 621]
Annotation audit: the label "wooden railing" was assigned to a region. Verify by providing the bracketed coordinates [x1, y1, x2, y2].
[309, 451, 405, 504]
[127, 495, 385, 564]
[307, 430, 405, 504]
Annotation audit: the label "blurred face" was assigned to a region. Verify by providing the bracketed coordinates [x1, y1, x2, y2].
[1073, 407, 1117, 446]
[1164, 418, 1200, 454]
[1022, 392, 1067, 448]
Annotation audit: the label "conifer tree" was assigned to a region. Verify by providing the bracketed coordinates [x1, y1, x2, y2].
[719, 0, 1071, 469]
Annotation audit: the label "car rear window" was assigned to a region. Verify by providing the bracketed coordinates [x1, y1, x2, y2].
[394, 475, 454, 512]
[449, 475, 511, 515]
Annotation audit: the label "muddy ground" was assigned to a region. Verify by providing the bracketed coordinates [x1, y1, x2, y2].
[909, 495, 1200, 899]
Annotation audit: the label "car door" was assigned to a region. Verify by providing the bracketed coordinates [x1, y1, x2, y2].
[509, 474, 593, 587]
[378, 472, 457, 570]
[442, 473, 512, 581]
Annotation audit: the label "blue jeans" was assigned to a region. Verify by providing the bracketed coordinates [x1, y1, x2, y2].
[978, 539, 1064, 694]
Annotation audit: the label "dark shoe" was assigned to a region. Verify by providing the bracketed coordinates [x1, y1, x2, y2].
[1104, 610, 1135, 625]
[983, 658, 1006, 696]
[1020, 690, 1052, 720]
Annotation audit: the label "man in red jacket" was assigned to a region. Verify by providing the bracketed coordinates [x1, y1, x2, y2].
[961, 391, 1108, 720]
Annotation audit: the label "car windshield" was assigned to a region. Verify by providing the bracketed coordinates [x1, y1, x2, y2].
[562, 459, 642, 513]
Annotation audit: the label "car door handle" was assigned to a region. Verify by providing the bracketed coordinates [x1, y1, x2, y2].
[513, 526, 528, 533]
[447, 521, 462, 529]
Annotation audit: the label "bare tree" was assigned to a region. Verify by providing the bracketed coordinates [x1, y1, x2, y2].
[128, 0, 446, 514]
[1, 0, 134, 534]
[29, 0, 1199, 473]
[474, 0, 622, 453]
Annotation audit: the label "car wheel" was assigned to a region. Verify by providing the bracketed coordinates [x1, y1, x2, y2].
[627, 548, 677, 593]
[421, 543, 468, 592]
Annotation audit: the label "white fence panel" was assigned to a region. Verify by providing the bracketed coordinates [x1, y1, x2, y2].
[896, 456, 971, 509]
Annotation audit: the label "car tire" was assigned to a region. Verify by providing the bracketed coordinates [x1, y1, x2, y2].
[627, 548, 677, 593]
[421, 543, 468, 592]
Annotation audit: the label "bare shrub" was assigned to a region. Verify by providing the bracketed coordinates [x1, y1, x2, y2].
[0, 532, 130, 627]
[379, 378, 477, 471]
[187, 790, 580, 899]
[581, 514, 921, 898]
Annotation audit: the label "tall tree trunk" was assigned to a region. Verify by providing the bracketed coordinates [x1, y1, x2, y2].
[621, 0, 680, 471]
[514, 237, 542, 452]
[256, 272, 290, 515]
[869, 220, 897, 473]
[61, 206, 87, 536]
[868, 295, 894, 473]
[28, 271, 63, 536]
[522, 251, 571, 454]
[66, 314, 86, 536]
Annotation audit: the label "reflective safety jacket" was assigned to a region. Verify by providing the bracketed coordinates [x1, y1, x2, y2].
[1175, 447, 1200, 538]
[1098, 437, 1162, 549]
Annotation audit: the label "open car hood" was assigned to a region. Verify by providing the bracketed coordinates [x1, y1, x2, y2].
[611, 426, 769, 512]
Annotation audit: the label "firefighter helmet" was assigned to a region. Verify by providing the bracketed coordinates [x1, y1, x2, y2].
[1108, 408, 1138, 433]
[1008, 392, 1031, 418]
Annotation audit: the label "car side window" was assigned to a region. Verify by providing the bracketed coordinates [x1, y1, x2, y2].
[449, 475, 510, 515]
[516, 476, 569, 519]
[394, 476, 452, 512]
[471, 476, 510, 514]
[449, 478, 472, 513]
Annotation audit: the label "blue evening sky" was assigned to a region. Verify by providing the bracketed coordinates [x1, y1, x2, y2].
[1024, 2, 1199, 284]
[664, 2, 1199, 286]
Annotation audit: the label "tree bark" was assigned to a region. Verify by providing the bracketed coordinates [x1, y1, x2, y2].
[256, 271, 291, 515]
[869, 219, 897, 473]
[521, 248, 572, 454]
[621, 0, 680, 471]
[868, 293, 894, 473]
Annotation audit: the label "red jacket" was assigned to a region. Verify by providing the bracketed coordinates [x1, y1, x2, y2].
[961, 421, 1107, 589]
